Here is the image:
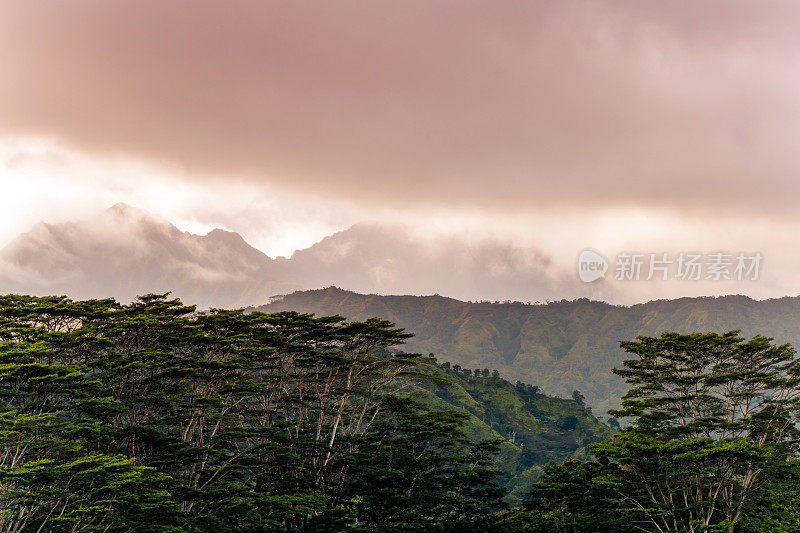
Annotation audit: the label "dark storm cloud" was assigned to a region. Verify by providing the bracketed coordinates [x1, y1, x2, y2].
[1, 0, 799, 211]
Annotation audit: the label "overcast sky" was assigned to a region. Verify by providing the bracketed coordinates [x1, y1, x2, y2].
[1, 1, 799, 302]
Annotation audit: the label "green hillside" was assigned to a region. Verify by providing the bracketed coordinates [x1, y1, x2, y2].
[409, 362, 615, 503]
[255, 288, 800, 415]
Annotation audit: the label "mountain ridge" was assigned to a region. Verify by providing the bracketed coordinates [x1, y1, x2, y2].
[0, 204, 585, 307]
[0, 203, 295, 309]
[255, 287, 800, 415]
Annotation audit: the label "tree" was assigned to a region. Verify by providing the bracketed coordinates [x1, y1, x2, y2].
[594, 331, 800, 533]
[526, 458, 625, 532]
[571, 390, 585, 407]
[0, 293, 506, 532]
[488, 458, 625, 532]
[0, 295, 184, 532]
[341, 397, 505, 530]
[559, 415, 579, 432]
[737, 459, 800, 532]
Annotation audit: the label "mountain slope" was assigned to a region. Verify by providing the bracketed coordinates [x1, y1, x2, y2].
[410, 362, 614, 503]
[255, 287, 800, 415]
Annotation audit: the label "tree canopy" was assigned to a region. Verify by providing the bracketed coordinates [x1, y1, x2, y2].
[3, 294, 800, 532]
[0, 294, 505, 532]
[500, 330, 800, 533]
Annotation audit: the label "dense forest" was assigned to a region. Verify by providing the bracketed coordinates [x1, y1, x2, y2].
[411, 364, 614, 503]
[258, 287, 800, 415]
[1, 294, 800, 531]
[0, 294, 513, 531]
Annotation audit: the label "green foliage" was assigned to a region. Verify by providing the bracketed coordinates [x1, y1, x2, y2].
[571, 390, 585, 407]
[10, 292, 800, 531]
[491, 330, 800, 532]
[413, 363, 615, 504]
[486, 458, 626, 532]
[0, 293, 505, 532]
[597, 331, 800, 531]
[258, 288, 800, 414]
[518, 330, 800, 532]
[738, 460, 800, 532]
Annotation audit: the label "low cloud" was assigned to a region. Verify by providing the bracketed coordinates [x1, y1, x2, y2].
[273, 222, 610, 303]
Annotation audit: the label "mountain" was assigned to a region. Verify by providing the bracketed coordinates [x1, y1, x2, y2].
[8, 205, 798, 417]
[271, 222, 587, 303]
[255, 287, 800, 415]
[0, 203, 295, 309]
[0, 205, 590, 308]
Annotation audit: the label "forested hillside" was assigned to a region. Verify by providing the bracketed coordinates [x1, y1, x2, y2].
[257, 288, 800, 414]
[411, 363, 614, 503]
[0, 292, 612, 531]
[0, 294, 510, 531]
[2, 292, 798, 531]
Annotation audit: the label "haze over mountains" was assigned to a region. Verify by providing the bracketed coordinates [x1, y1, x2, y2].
[0, 204, 293, 309]
[4, 203, 800, 414]
[0, 203, 583, 308]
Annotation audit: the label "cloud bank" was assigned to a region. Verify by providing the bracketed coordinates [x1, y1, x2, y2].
[2, 1, 800, 213]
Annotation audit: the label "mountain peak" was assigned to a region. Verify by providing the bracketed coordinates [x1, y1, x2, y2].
[105, 202, 147, 216]
[205, 228, 245, 242]
[101, 203, 177, 234]
[0, 203, 294, 308]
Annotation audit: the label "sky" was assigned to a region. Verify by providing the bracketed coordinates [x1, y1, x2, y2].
[1, 1, 800, 303]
